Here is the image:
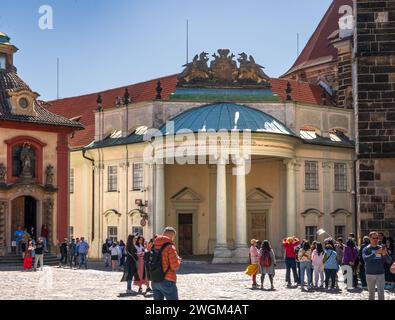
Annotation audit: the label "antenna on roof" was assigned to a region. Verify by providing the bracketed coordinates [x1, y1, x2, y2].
[297, 33, 300, 58]
[56, 57, 60, 99]
[186, 19, 189, 64]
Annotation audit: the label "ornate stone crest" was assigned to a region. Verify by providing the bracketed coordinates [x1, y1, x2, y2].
[178, 49, 271, 88]
[210, 49, 238, 83]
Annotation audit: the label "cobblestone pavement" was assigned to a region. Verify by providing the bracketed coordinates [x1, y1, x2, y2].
[0, 262, 394, 300]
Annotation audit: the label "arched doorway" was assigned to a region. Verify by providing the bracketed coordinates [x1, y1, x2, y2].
[11, 196, 38, 239]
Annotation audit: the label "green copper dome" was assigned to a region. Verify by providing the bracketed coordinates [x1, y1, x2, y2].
[160, 103, 295, 136]
[0, 32, 11, 44]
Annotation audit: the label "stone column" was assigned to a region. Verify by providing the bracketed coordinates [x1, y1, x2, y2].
[284, 159, 297, 236]
[155, 163, 165, 235]
[233, 159, 249, 263]
[212, 157, 232, 264]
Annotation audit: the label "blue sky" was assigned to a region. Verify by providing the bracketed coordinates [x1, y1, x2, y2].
[0, 0, 332, 101]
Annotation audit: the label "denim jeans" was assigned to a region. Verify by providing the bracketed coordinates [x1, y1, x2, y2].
[359, 265, 367, 287]
[42, 237, 47, 251]
[16, 240, 22, 255]
[127, 279, 132, 291]
[285, 257, 299, 284]
[325, 268, 337, 288]
[79, 253, 87, 269]
[299, 261, 312, 287]
[152, 280, 179, 300]
[103, 253, 110, 267]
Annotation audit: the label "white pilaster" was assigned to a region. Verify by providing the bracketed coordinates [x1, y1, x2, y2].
[155, 163, 165, 235]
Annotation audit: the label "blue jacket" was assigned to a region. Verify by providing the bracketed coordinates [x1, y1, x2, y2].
[362, 245, 392, 275]
[324, 249, 338, 270]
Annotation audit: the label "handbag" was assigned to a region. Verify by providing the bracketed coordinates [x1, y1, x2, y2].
[245, 263, 259, 276]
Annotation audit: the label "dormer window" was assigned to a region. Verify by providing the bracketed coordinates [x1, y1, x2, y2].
[8, 90, 38, 117]
[19, 97, 29, 109]
[0, 54, 5, 70]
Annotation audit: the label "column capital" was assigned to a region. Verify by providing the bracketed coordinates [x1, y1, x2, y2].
[215, 155, 228, 166]
[284, 158, 302, 170]
[322, 161, 332, 170]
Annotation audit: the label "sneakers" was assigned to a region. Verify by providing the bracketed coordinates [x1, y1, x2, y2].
[126, 289, 132, 294]
[384, 284, 393, 290]
[138, 287, 143, 294]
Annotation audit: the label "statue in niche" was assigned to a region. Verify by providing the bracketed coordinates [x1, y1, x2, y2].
[20, 143, 35, 179]
[45, 165, 54, 186]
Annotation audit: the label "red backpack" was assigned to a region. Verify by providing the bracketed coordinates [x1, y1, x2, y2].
[260, 249, 271, 268]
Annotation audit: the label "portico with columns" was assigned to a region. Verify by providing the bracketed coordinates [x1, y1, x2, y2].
[149, 103, 302, 263]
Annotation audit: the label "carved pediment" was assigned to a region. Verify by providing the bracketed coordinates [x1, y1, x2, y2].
[103, 209, 122, 217]
[171, 187, 202, 202]
[330, 208, 352, 217]
[246, 188, 273, 203]
[301, 208, 324, 218]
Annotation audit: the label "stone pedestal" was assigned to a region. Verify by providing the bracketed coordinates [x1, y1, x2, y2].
[212, 245, 233, 264]
[231, 245, 250, 264]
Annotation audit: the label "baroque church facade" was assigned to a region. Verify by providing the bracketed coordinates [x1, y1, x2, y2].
[0, 33, 82, 257]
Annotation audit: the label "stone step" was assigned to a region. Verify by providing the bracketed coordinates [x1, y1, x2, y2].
[0, 254, 59, 265]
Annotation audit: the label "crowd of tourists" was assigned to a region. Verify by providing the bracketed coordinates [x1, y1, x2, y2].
[14, 224, 49, 272]
[58, 237, 90, 269]
[247, 231, 395, 300]
[119, 227, 181, 300]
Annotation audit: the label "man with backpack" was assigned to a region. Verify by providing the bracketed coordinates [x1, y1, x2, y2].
[147, 227, 181, 300]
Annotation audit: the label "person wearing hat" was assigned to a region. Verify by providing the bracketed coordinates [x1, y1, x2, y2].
[249, 239, 260, 288]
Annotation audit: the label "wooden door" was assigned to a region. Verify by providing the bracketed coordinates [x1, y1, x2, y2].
[249, 211, 267, 242]
[178, 214, 193, 256]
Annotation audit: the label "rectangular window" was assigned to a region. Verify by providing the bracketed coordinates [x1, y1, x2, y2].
[305, 226, 317, 244]
[335, 225, 346, 240]
[334, 163, 347, 191]
[132, 226, 144, 237]
[132, 163, 144, 191]
[70, 168, 74, 194]
[305, 161, 319, 190]
[107, 226, 118, 243]
[108, 166, 118, 192]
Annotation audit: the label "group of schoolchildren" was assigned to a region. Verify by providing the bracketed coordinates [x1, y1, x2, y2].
[247, 231, 395, 300]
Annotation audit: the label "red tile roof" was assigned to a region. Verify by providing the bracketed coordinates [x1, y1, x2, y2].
[282, 0, 353, 77]
[46, 75, 326, 149]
